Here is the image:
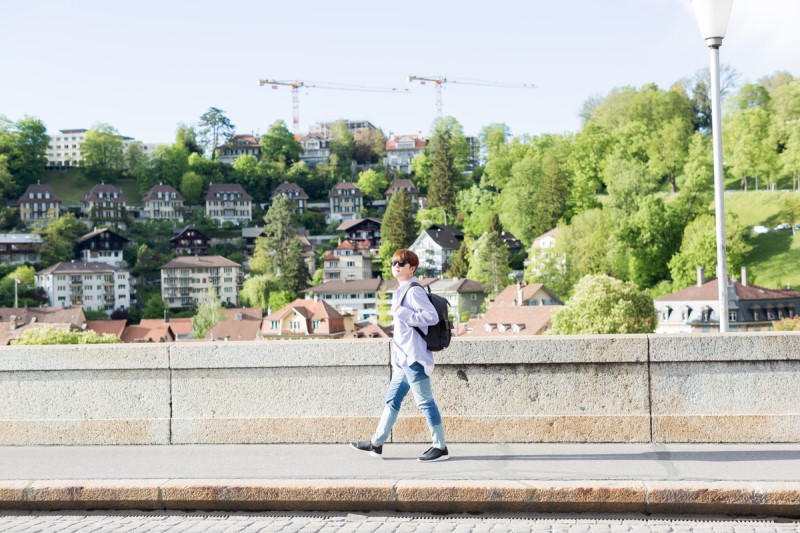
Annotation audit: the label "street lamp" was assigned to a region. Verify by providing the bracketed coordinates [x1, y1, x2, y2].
[691, 0, 733, 332]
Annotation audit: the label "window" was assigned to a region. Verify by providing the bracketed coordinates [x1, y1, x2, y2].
[470, 294, 477, 301]
[289, 320, 302, 330]
[271, 320, 279, 329]
[729, 311, 738, 322]
[312, 320, 321, 329]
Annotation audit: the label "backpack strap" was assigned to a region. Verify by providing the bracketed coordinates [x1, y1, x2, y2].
[398, 281, 428, 341]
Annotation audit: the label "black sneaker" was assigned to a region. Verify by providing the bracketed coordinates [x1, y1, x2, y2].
[350, 440, 383, 458]
[418, 446, 449, 462]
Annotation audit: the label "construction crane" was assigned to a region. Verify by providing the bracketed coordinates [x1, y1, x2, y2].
[407, 76, 536, 119]
[258, 79, 411, 135]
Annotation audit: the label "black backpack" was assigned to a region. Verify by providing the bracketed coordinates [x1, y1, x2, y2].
[401, 282, 452, 351]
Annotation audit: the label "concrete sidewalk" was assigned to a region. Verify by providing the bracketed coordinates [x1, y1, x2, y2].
[1, 443, 799, 516]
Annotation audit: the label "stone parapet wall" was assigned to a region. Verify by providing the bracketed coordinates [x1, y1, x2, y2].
[0, 333, 798, 445]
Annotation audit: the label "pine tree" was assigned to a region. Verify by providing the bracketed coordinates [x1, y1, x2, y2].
[468, 231, 511, 295]
[446, 240, 470, 279]
[382, 189, 416, 248]
[250, 195, 297, 276]
[428, 131, 457, 218]
[280, 237, 311, 295]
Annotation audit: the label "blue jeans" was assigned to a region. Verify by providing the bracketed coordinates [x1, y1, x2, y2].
[371, 362, 446, 449]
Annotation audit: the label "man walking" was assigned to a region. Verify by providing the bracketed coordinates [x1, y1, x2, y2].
[351, 249, 449, 462]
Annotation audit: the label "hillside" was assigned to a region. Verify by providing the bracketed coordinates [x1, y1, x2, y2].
[725, 191, 800, 289]
[42, 170, 140, 205]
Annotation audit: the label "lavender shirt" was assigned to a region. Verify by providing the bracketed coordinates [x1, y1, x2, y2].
[391, 277, 440, 376]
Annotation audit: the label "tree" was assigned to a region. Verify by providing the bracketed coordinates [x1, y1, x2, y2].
[779, 193, 800, 235]
[180, 170, 205, 204]
[260, 120, 301, 164]
[133, 144, 190, 193]
[604, 153, 657, 215]
[12, 326, 120, 345]
[550, 274, 657, 334]
[357, 169, 389, 204]
[80, 123, 125, 180]
[468, 229, 510, 295]
[281, 237, 311, 295]
[329, 119, 355, 175]
[446, 240, 470, 279]
[198, 107, 235, 161]
[668, 213, 752, 289]
[457, 185, 497, 238]
[175, 123, 203, 156]
[192, 286, 225, 339]
[381, 189, 416, 249]
[354, 128, 387, 165]
[37, 213, 86, 264]
[410, 153, 432, 191]
[142, 294, 167, 319]
[250, 195, 298, 277]
[429, 117, 470, 174]
[239, 274, 273, 310]
[675, 132, 714, 225]
[0, 116, 49, 197]
[427, 128, 457, 217]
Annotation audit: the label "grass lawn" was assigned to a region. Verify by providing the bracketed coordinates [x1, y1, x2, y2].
[725, 191, 800, 289]
[42, 170, 141, 205]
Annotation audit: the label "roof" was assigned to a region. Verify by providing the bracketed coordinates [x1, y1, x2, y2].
[335, 240, 371, 252]
[352, 323, 392, 338]
[386, 134, 426, 151]
[328, 182, 363, 198]
[534, 228, 560, 242]
[492, 283, 562, 307]
[264, 299, 343, 323]
[76, 227, 130, 244]
[85, 319, 127, 339]
[656, 279, 800, 303]
[0, 233, 43, 244]
[220, 134, 260, 149]
[423, 225, 464, 250]
[37, 261, 124, 276]
[20, 183, 60, 202]
[84, 183, 126, 203]
[464, 306, 558, 336]
[430, 278, 487, 294]
[205, 309, 263, 341]
[162, 255, 241, 269]
[170, 225, 208, 241]
[0, 306, 86, 329]
[205, 183, 252, 201]
[336, 218, 382, 232]
[120, 324, 174, 343]
[139, 318, 193, 337]
[142, 183, 184, 202]
[272, 181, 309, 199]
[385, 179, 419, 196]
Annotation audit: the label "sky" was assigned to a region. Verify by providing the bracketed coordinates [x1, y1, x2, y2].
[2, 0, 799, 144]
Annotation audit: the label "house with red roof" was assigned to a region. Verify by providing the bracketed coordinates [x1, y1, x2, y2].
[205, 308, 263, 342]
[261, 299, 346, 338]
[384, 135, 426, 174]
[322, 239, 373, 282]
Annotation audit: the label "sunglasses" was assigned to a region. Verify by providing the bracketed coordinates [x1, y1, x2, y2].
[391, 260, 408, 267]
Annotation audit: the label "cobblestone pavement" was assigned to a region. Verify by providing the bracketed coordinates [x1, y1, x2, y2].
[0, 512, 798, 533]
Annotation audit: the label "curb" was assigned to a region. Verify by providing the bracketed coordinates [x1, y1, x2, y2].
[1, 480, 799, 516]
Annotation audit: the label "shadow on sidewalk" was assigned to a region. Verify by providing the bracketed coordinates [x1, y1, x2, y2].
[449, 450, 800, 462]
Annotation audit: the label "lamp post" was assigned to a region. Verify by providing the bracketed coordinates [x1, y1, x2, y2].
[691, 0, 733, 332]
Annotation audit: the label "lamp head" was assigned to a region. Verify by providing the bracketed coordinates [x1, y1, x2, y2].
[691, 0, 733, 44]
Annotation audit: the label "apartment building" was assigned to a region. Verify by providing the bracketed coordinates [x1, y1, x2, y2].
[17, 183, 61, 226]
[205, 183, 252, 226]
[36, 261, 131, 313]
[45, 128, 160, 168]
[0, 233, 44, 265]
[141, 183, 184, 222]
[327, 181, 363, 223]
[160, 255, 242, 308]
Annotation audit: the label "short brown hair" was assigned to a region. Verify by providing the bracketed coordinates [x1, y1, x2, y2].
[391, 248, 419, 268]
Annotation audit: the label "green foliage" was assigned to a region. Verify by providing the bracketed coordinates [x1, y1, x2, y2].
[142, 294, 167, 319]
[357, 169, 389, 202]
[467, 230, 510, 295]
[260, 120, 301, 165]
[354, 128, 387, 165]
[668, 213, 752, 289]
[250, 195, 298, 277]
[376, 290, 391, 326]
[175, 123, 203, 156]
[192, 286, 225, 339]
[329, 120, 355, 176]
[427, 128, 457, 217]
[381, 189, 416, 249]
[410, 153, 431, 192]
[198, 107, 235, 161]
[457, 186, 497, 238]
[268, 290, 294, 312]
[180, 170, 205, 204]
[0, 265, 43, 307]
[415, 205, 445, 229]
[81, 123, 125, 180]
[446, 240, 470, 279]
[772, 316, 800, 331]
[379, 239, 399, 280]
[0, 116, 49, 198]
[36, 213, 86, 264]
[12, 326, 120, 345]
[239, 274, 274, 310]
[550, 274, 657, 335]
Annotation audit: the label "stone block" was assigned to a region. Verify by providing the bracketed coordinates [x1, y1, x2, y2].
[646, 481, 800, 516]
[650, 332, 800, 362]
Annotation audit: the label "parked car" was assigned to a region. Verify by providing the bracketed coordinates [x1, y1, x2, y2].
[774, 223, 792, 231]
[752, 225, 769, 234]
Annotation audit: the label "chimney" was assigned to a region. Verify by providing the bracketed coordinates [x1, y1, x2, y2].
[164, 309, 169, 323]
[741, 267, 748, 287]
[697, 266, 705, 287]
[517, 282, 524, 307]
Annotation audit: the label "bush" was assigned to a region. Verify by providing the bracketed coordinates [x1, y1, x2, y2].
[12, 326, 120, 345]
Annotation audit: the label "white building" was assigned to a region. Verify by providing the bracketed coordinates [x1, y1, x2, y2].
[322, 240, 373, 281]
[161, 255, 243, 308]
[36, 261, 131, 313]
[205, 184, 252, 226]
[384, 134, 426, 174]
[303, 279, 383, 323]
[45, 128, 160, 168]
[408, 225, 464, 278]
[141, 183, 184, 222]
